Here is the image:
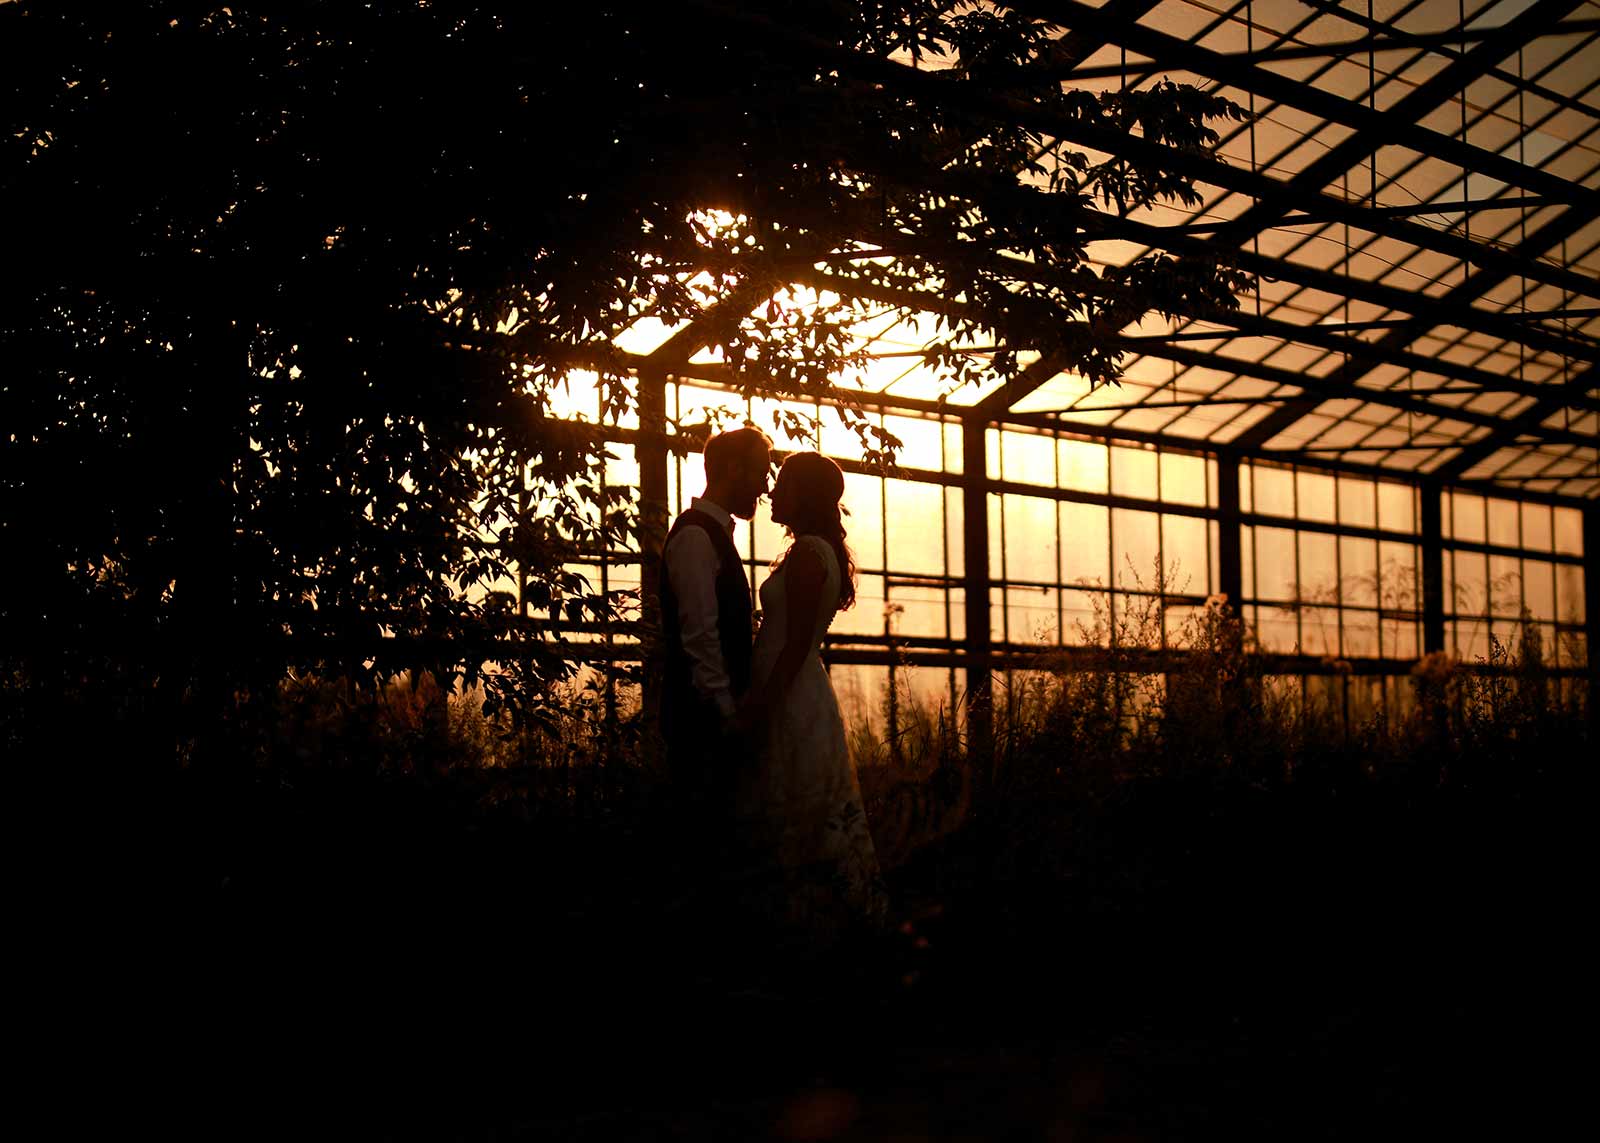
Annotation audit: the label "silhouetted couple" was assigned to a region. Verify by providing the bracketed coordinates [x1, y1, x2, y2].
[659, 426, 887, 951]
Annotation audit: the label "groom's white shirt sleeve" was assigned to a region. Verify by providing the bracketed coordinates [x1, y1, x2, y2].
[664, 497, 739, 721]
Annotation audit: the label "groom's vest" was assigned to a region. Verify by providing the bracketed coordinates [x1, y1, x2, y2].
[658, 509, 753, 755]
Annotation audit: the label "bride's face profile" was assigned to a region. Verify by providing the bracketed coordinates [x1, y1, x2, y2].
[768, 468, 798, 528]
[768, 451, 844, 532]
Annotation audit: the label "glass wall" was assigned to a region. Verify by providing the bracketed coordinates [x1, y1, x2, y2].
[528, 371, 1590, 738]
[1441, 491, 1587, 669]
[1239, 462, 1422, 662]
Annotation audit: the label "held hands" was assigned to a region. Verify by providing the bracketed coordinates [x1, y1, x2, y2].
[729, 688, 771, 745]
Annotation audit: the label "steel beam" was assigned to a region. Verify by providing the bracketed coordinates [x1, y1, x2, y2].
[799, 268, 1599, 449]
[1216, 452, 1243, 610]
[1234, 192, 1600, 451]
[961, 411, 994, 766]
[1586, 506, 1599, 726]
[1421, 480, 1446, 654]
[1020, 0, 1594, 210]
[1059, 18, 1600, 80]
[1432, 360, 1600, 480]
[589, 347, 1595, 508]
[1110, 340, 1597, 450]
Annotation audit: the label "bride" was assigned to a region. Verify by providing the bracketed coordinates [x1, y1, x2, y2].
[735, 451, 889, 941]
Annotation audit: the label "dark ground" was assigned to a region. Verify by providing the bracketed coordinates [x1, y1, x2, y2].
[81, 761, 1586, 1141]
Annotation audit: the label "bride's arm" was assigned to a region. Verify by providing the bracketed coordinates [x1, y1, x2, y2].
[736, 540, 826, 727]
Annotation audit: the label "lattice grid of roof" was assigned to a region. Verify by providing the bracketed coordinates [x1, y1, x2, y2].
[1020, 0, 1600, 499]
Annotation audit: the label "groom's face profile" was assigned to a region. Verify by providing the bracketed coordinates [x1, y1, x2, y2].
[704, 428, 772, 520]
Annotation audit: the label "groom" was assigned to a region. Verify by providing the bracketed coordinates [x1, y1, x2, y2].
[658, 425, 773, 824]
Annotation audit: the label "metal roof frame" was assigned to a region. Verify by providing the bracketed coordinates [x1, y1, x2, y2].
[652, 0, 1600, 503]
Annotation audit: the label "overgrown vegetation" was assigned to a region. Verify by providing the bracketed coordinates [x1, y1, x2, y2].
[74, 591, 1585, 1136]
[115, 576, 1587, 901]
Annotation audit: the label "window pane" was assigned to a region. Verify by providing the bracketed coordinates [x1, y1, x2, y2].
[1451, 550, 1488, 617]
[832, 574, 887, 636]
[1453, 618, 1489, 662]
[1378, 482, 1415, 532]
[1001, 430, 1055, 486]
[1385, 618, 1419, 661]
[1007, 586, 1058, 644]
[1254, 527, 1298, 602]
[1379, 542, 1418, 613]
[1111, 446, 1158, 499]
[1554, 507, 1583, 555]
[831, 664, 888, 734]
[1344, 609, 1378, 657]
[1524, 560, 1555, 622]
[943, 422, 964, 475]
[1255, 606, 1298, 652]
[883, 414, 945, 472]
[1488, 498, 1519, 547]
[1296, 471, 1336, 524]
[1059, 439, 1108, 493]
[1489, 555, 1522, 618]
[1341, 537, 1379, 607]
[1161, 514, 1208, 594]
[1061, 502, 1110, 587]
[1254, 465, 1294, 517]
[820, 402, 868, 458]
[1451, 492, 1486, 543]
[1298, 531, 1338, 603]
[897, 665, 956, 717]
[1113, 512, 1164, 592]
[883, 478, 945, 575]
[1557, 562, 1585, 624]
[945, 487, 965, 576]
[1160, 452, 1207, 506]
[1300, 606, 1340, 656]
[1063, 588, 1108, 644]
[1165, 603, 1200, 648]
[1003, 494, 1059, 583]
[1112, 508, 1162, 591]
[1522, 502, 1553, 551]
[890, 585, 949, 639]
[1338, 476, 1376, 528]
[843, 472, 885, 568]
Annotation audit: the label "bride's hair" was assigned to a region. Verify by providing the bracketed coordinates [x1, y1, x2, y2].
[774, 451, 857, 612]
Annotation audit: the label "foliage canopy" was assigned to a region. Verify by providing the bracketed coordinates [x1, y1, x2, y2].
[1, 1, 1249, 739]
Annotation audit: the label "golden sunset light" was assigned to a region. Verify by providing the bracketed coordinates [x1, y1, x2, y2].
[9, 2, 1595, 1136]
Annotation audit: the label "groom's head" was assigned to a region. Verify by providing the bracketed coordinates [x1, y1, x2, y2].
[703, 425, 773, 520]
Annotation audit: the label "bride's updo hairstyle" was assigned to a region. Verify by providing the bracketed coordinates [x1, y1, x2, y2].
[775, 451, 857, 612]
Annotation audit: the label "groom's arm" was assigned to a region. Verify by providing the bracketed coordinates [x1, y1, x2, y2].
[663, 526, 738, 721]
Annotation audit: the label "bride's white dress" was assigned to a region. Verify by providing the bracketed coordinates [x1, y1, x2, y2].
[737, 535, 888, 937]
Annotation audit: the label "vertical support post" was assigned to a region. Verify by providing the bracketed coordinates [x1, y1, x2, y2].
[961, 412, 993, 768]
[1215, 453, 1243, 610]
[637, 367, 670, 767]
[1421, 479, 1446, 654]
[1211, 452, 1249, 719]
[1584, 505, 1598, 726]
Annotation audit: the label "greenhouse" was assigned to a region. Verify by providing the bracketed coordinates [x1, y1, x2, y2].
[9, 3, 1596, 1134]
[543, 0, 1599, 740]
